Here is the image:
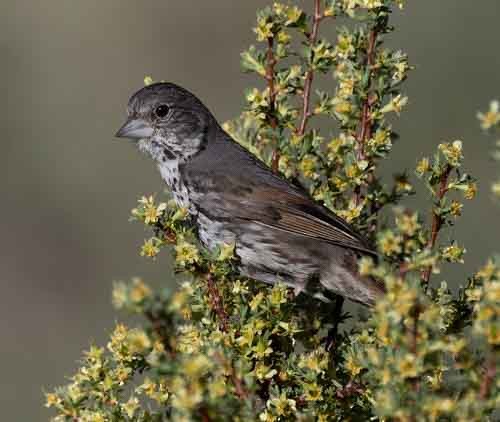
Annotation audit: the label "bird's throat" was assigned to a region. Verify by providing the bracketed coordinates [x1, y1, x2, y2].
[157, 159, 191, 209]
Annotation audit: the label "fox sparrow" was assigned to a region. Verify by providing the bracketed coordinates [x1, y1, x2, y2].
[116, 82, 384, 306]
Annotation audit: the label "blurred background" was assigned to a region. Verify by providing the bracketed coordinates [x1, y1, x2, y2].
[1, 1, 499, 419]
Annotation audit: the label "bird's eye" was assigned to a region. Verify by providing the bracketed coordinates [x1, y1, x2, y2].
[154, 104, 170, 118]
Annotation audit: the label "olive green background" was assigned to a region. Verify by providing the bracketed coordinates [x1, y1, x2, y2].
[1, 1, 499, 420]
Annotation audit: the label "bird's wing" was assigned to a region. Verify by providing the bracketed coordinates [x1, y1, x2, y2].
[186, 132, 375, 256]
[196, 169, 376, 256]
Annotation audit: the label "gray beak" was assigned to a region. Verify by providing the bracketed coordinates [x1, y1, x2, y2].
[115, 118, 154, 139]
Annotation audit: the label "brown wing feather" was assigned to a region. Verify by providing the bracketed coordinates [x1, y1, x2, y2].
[215, 184, 376, 256]
[187, 136, 375, 256]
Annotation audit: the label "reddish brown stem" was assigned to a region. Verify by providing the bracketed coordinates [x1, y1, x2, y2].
[145, 309, 176, 358]
[231, 365, 249, 400]
[296, 0, 323, 136]
[335, 381, 365, 399]
[200, 408, 212, 422]
[206, 273, 230, 332]
[479, 353, 497, 400]
[356, 30, 378, 158]
[421, 164, 452, 283]
[266, 37, 280, 172]
[354, 29, 378, 206]
[213, 352, 249, 401]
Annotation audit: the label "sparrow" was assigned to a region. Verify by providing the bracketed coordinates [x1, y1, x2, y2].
[115, 82, 385, 306]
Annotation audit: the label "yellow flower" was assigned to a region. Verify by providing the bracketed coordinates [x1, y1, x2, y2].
[175, 240, 199, 266]
[464, 182, 477, 200]
[122, 396, 139, 418]
[277, 30, 291, 45]
[285, 6, 303, 26]
[250, 292, 265, 311]
[139, 377, 157, 397]
[67, 383, 83, 402]
[378, 230, 403, 256]
[380, 94, 408, 115]
[253, 362, 278, 380]
[268, 392, 296, 416]
[269, 284, 287, 306]
[127, 329, 152, 354]
[441, 244, 466, 263]
[85, 345, 104, 362]
[397, 354, 418, 379]
[81, 411, 106, 422]
[438, 140, 463, 167]
[450, 200, 463, 217]
[299, 155, 318, 179]
[208, 378, 227, 400]
[217, 242, 235, 261]
[112, 282, 127, 309]
[183, 354, 211, 377]
[45, 393, 60, 408]
[331, 176, 348, 192]
[485, 284, 500, 308]
[232, 280, 249, 295]
[252, 338, 273, 359]
[303, 382, 323, 401]
[492, 181, 500, 197]
[416, 157, 430, 176]
[141, 238, 161, 258]
[476, 260, 499, 281]
[370, 128, 392, 149]
[259, 410, 277, 422]
[298, 348, 328, 374]
[338, 77, 355, 97]
[395, 211, 420, 236]
[335, 34, 355, 58]
[478, 100, 500, 130]
[254, 20, 273, 42]
[129, 278, 152, 302]
[143, 201, 166, 224]
[344, 352, 362, 376]
[360, 0, 383, 9]
[334, 101, 352, 114]
[393, 60, 409, 81]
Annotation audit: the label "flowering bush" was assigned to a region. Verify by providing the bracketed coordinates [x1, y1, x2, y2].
[46, 1, 498, 420]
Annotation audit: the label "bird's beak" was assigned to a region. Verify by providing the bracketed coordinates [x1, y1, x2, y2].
[115, 118, 154, 139]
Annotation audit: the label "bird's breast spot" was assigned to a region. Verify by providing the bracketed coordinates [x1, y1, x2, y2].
[158, 160, 190, 208]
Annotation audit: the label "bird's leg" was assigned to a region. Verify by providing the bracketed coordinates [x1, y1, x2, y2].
[325, 295, 344, 352]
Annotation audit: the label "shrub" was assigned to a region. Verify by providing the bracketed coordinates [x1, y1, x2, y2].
[46, 2, 498, 420]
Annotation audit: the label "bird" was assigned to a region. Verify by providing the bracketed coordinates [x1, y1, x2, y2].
[115, 82, 385, 306]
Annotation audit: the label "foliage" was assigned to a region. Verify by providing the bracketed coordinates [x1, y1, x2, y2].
[478, 100, 500, 198]
[47, 1, 498, 421]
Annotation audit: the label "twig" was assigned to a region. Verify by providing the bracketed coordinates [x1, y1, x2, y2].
[206, 273, 230, 332]
[296, 0, 324, 136]
[145, 310, 175, 357]
[407, 301, 421, 418]
[479, 353, 496, 400]
[324, 295, 344, 352]
[200, 407, 212, 422]
[356, 29, 378, 160]
[354, 29, 378, 206]
[335, 381, 365, 399]
[231, 364, 249, 400]
[266, 37, 280, 172]
[213, 352, 249, 401]
[421, 164, 452, 283]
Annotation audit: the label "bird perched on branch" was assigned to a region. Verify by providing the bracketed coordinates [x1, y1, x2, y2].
[116, 82, 384, 306]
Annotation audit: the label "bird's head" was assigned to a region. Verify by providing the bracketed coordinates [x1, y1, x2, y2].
[115, 82, 214, 162]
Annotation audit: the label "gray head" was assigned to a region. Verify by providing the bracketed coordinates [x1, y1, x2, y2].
[115, 82, 216, 162]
